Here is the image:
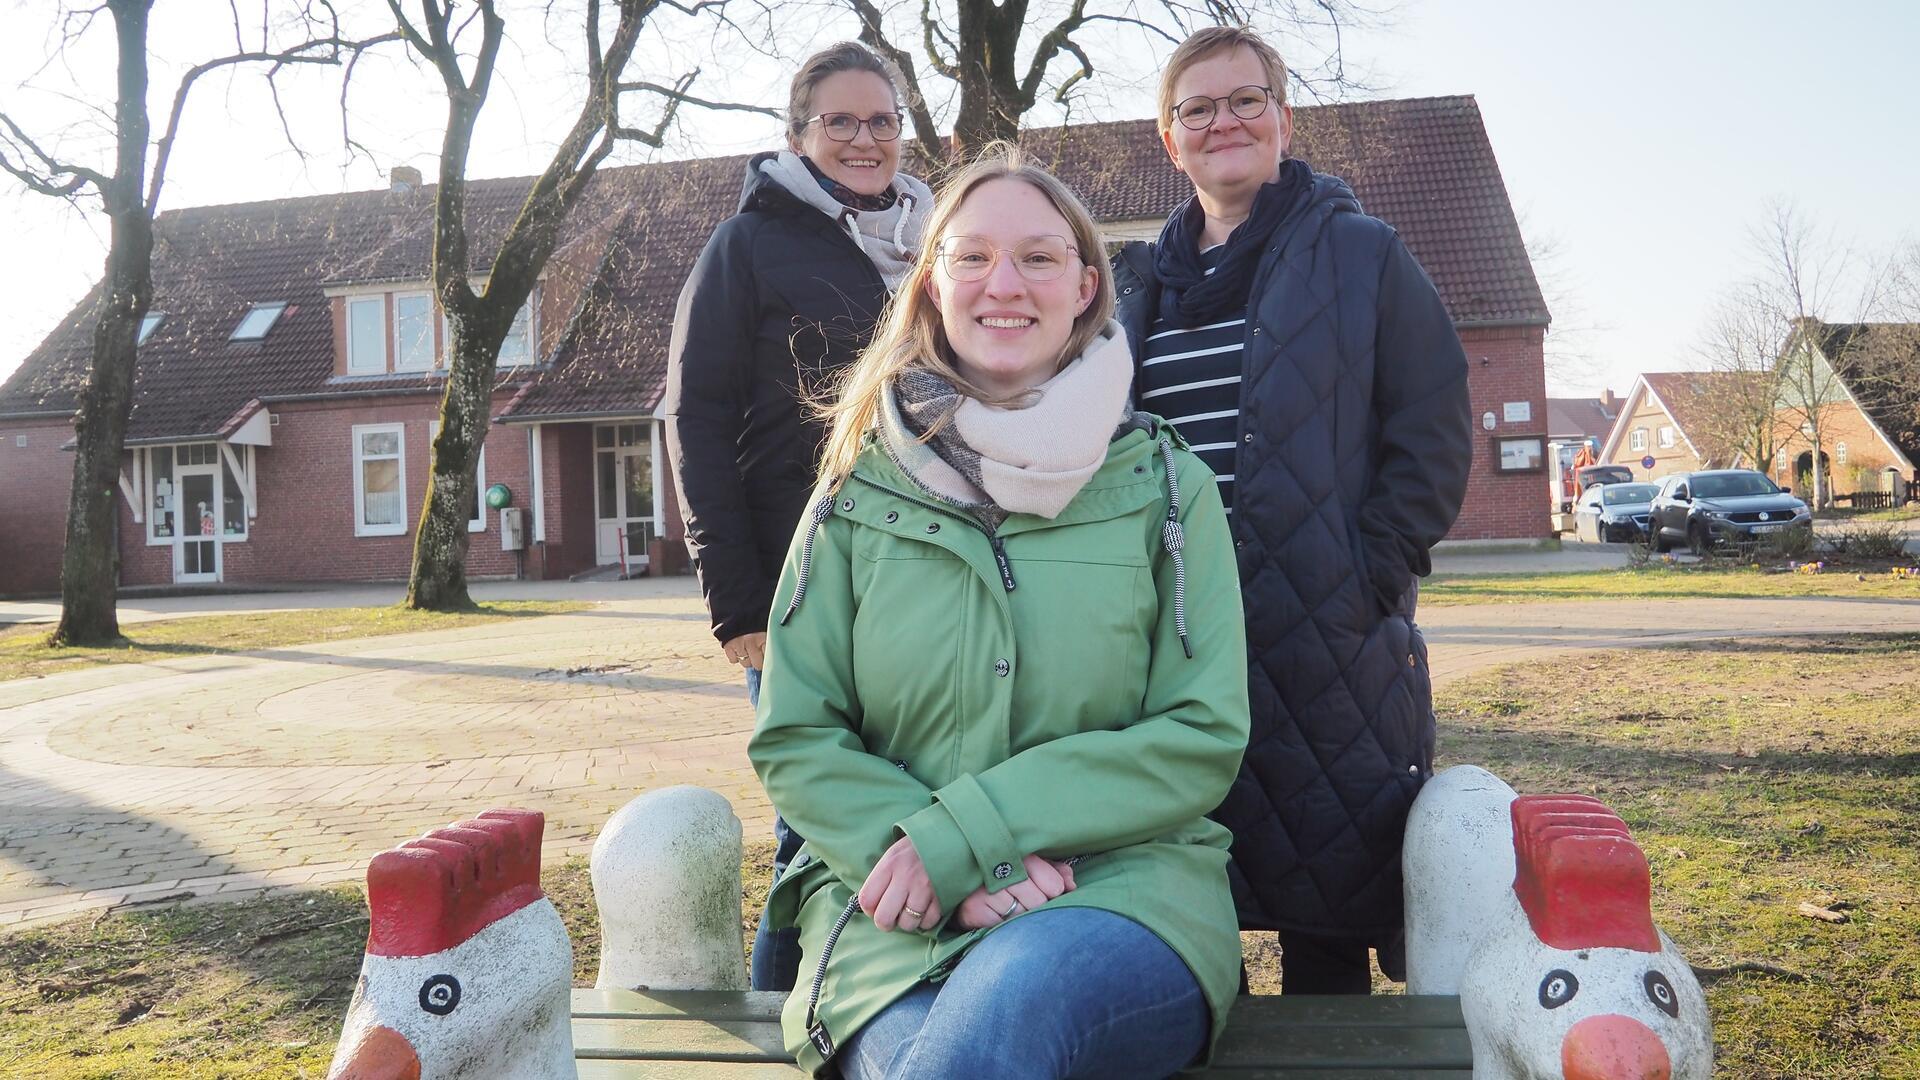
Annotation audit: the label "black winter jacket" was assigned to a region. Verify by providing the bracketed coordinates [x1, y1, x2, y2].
[1114, 170, 1471, 938]
[664, 155, 889, 644]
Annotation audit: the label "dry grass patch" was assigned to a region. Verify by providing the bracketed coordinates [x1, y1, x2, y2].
[1423, 564, 1920, 606]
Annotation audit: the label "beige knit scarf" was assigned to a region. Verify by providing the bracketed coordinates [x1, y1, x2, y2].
[880, 320, 1134, 521]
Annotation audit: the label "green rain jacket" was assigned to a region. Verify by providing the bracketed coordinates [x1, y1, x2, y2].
[749, 417, 1251, 1076]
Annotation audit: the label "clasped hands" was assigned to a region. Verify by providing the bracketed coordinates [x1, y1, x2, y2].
[857, 835, 1075, 933]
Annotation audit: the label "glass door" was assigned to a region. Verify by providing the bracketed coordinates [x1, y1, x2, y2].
[594, 424, 657, 567]
[173, 465, 221, 582]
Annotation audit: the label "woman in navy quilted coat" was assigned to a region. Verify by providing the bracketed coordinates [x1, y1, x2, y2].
[1114, 26, 1471, 993]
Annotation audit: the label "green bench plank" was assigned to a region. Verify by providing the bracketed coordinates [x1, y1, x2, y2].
[576, 1061, 802, 1079]
[573, 1018, 789, 1063]
[573, 988, 788, 1023]
[1224, 995, 1465, 1029]
[570, 991, 1472, 1073]
[1212, 1026, 1472, 1071]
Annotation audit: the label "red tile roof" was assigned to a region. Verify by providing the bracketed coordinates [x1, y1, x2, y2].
[1812, 321, 1920, 465]
[3, 96, 1546, 436]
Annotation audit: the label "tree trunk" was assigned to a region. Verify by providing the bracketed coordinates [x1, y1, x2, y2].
[404, 319, 495, 612]
[50, 0, 151, 647]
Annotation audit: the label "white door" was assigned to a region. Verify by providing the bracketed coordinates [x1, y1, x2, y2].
[594, 425, 657, 567]
[173, 464, 222, 583]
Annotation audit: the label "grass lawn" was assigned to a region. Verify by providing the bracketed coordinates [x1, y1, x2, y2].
[0, 601, 591, 683]
[2, 636, 1915, 1077]
[1425, 563, 1920, 606]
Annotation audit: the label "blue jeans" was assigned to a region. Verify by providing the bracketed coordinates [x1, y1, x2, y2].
[746, 666, 805, 991]
[839, 908, 1208, 1080]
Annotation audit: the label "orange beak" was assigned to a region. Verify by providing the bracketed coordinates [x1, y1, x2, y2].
[328, 1024, 422, 1080]
[1561, 1013, 1672, 1080]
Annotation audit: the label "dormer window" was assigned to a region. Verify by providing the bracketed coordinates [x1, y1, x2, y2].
[138, 312, 164, 344]
[231, 302, 287, 341]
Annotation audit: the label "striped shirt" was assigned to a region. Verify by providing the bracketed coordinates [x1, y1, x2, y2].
[1137, 246, 1244, 511]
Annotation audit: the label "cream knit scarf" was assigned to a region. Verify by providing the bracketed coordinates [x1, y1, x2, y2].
[880, 320, 1134, 522]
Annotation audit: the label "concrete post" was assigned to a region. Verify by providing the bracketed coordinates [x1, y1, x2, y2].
[591, 785, 748, 991]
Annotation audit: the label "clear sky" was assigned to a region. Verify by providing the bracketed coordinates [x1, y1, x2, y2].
[2, 0, 1915, 398]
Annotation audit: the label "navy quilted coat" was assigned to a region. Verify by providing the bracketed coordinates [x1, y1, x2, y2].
[1113, 171, 1471, 938]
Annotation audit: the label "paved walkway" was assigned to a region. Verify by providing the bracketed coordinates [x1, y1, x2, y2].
[2, 576, 1917, 932]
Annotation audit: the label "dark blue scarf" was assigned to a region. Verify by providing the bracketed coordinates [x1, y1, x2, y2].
[1153, 158, 1313, 328]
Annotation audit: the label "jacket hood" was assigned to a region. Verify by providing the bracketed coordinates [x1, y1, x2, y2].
[737, 150, 807, 215]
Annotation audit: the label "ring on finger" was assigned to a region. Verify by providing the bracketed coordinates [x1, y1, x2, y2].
[999, 897, 1022, 918]
[902, 906, 925, 921]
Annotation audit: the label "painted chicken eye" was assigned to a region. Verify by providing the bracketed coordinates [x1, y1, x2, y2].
[419, 973, 462, 1015]
[1537, 968, 1578, 1009]
[1644, 970, 1679, 1018]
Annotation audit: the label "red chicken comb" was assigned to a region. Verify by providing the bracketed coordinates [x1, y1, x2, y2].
[1510, 795, 1660, 953]
[364, 809, 547, 957]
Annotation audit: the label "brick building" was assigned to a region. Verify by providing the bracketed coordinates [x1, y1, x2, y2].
[1599, 372, 1749, 482]
[0, 97, 1549, 594]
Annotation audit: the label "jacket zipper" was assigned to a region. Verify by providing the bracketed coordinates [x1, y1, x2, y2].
[848, 473, 1016, 591]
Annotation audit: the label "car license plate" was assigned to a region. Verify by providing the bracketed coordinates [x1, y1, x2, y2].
[1752, 523, 1786, 533]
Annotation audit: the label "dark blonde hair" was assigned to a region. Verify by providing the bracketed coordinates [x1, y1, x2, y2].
[815, 146, 1115, 483]
[787, 42, 905, 146]
[1156, 26, 1291, 136]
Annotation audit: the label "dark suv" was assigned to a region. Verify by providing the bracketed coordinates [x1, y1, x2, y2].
[1647, 469, 1811, 555]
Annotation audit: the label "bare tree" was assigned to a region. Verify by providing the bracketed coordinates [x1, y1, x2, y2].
[1692, 291, 1786, 471]
[0, 2, 395, 645]
[388, 0, 695, 610]
[644, 0, 1384, 170]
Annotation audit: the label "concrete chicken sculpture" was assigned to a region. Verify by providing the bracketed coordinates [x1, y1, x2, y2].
[1405, 765, 1714, 1080]
[326, 788, 745, 1080]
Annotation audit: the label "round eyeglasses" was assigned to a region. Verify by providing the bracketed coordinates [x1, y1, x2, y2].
[1171, 85, 1274, 130]
[936, 235, 1081, 282]
[807, 112, 904, 143]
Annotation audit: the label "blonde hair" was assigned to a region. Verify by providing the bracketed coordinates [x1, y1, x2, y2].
[1156, 26, 1291, 136]
[814, 145, 1115, 484]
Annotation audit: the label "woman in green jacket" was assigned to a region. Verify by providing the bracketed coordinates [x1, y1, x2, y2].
[749, 148, 1251, 1079]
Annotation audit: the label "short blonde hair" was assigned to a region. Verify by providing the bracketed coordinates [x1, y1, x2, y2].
[1156, 27, 1290, 135]
[814, 145, 1115, 484]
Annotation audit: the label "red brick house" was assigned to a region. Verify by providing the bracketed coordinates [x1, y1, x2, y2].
[0, 97, 1548, 594]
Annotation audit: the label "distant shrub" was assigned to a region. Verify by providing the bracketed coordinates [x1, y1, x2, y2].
[1829, 521, 1910, 561]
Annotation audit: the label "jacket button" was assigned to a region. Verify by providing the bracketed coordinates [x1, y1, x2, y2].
[1408, 765, 1420, 775]
[926, 523, 941, 534]
[993, 862, 1013, 880]
[1235, 539, 1246, 548]
[1408, 653, 1417, 667]
[994, 658, 1010, 677]
[1123, 286, 1134, 294]
[1251, 327, 1261, 336]
[1243, 433, 1254, 444]
[841, 499, 855, 512]
[884, 511, 899, 523]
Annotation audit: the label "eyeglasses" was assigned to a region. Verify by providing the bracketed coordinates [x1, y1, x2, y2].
[936, 235, 1081, 282]
[1171, 85, 1274, 130]
[806, 112, 904, 142]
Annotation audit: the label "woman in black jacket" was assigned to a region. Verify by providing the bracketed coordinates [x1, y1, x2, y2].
[1114, 26, 1471, 993]
[663, 40, 932, 991]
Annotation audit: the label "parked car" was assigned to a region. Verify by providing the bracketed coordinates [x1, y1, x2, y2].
[1646, 469, 1811, 555]
[1572, 481, 1660, 543]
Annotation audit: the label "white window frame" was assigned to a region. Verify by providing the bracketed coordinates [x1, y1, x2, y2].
[1629, 427, 1648, 452]
[495, 291, 539, 367]
[1836, 441, 1848, 464]
[231, 301, 287, 341]
[1657, 425, 1675, 449]
[392, 291, 436, 372]
[430, 420, 487, 532]
[352, 423, 408, 537]
[347, 296, 387, 374]
[137, 312, 164, 345]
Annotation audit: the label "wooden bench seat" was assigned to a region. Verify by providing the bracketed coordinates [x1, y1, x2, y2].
[571, 988, 1471, 1077]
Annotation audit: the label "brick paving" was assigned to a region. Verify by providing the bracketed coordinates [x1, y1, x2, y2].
[2, 575, 1918, 932]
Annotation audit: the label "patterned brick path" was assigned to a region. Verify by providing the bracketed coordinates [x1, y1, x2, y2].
[3, 577, 1917, 931]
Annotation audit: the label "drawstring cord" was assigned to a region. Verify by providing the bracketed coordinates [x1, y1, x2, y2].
[780, 486, 839, 626]
[803, 894, 862, 1060]
[891, 193, 916, 250]
[1158, 438, 1193, 659]
[839, 209, 869, 254]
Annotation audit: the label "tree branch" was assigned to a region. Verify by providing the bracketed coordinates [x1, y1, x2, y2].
[921, 0, 959, 80]
[0, 111, 109, 195]
[616, 77, 782, 120]
[1017, 0, 1088, 113]
[146, 31, 402, 213]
